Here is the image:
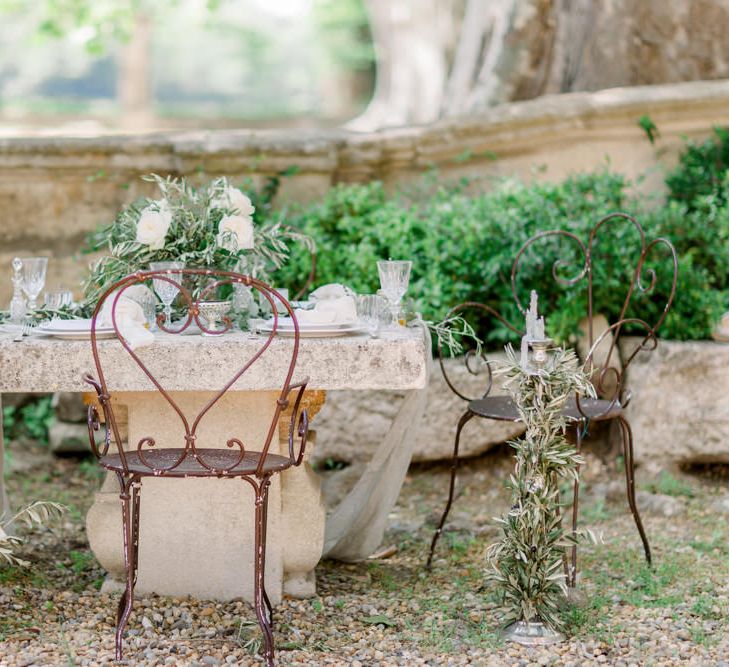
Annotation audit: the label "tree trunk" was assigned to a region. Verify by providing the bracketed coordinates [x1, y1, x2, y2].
[352, 0, 729, 129]
[117, 11, 154, 130]
[345, 0, 452, 131]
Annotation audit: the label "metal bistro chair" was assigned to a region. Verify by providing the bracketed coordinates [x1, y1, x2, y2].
[427, 213, 678, 585]
[83, 268, 310, 666]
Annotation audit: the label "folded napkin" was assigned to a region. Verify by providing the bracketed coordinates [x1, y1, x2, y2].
[99, 290, 155, 350]
[309, 283, 354, 302]
[295, 295, 357, 325]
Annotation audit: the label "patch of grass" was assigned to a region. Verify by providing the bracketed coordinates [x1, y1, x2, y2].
[645, 471, 694, 498]
[562, 594, 609, 637]
[445, 532, 476, 560]
[69, 550, 94, 575]
[581, 499, 613, 523]
[365, 562, 397, 591]
[691, 594, 723, 620]
[689, 532, 728, 555]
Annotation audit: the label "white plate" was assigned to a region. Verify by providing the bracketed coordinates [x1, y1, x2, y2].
[38, 318, 114, 333]
[36, 329, 118, 341]
[37, 319, 117, 340]
[258, 322, 364, 338]
[265, 317, 357, 331]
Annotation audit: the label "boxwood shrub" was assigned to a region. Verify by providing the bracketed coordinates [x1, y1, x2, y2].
[274, 139, 728, 344]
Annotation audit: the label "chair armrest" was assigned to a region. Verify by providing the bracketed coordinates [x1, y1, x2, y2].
[82, 372, 112, 459]
[285, 379, 310, 466]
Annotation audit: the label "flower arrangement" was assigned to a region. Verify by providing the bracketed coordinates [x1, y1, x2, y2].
[486, 344, 596, 636]
[82, 174, 312, 307]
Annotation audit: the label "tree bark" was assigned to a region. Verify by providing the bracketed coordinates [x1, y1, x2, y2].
[117, 11, 154, 130]
[346, 0, 452, 131]
[352, 0, 729, 129]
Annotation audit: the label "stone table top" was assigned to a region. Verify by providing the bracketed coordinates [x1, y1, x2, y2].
[0, 327, 428, 393]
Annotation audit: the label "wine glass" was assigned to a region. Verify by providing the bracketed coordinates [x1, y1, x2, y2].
[20, 257, 48, 311]
[357, 294, 387, 338]
[377, 260, 412, 327]
[149, 261, 185, 326]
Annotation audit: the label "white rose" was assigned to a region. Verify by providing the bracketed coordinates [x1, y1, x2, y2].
[217, 214, 254, 251]
[212, 187, 255, 217]
[135, 208, 171, 250]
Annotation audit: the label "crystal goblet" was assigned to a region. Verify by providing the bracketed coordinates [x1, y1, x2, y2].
[357, 294, 387, 338]
[44, 288, 73, 310]
[377, 260, 412, 327]
[197, 300, 231, 336]
[149, 261, 185, 326]
[19, 257, 48, 311]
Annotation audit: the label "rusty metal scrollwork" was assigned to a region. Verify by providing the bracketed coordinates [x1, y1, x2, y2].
[437, 301, 522, 403]
[87, 268, 307, 480]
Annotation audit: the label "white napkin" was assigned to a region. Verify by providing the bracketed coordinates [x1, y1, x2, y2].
[309, 283, 354, 302]
[295, 295, 357, 325]
[98, 292, 155, 350]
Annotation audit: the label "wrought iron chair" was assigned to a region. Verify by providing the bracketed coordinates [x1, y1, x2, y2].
[84, 268, 309, 666]
[426, 213, 678, 585]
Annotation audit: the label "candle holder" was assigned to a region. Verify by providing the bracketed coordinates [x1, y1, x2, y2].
[503, 619, 565, 646]
[519, 290, 553, 374]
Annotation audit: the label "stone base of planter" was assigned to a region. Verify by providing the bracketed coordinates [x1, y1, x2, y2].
[620, 338, 729, 469]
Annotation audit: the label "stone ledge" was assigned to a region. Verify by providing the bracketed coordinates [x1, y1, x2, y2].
[621, 338, 729, 467]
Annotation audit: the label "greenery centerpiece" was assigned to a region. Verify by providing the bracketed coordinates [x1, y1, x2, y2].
[486, 295, 596, 643]
[80, 174, 311, 314]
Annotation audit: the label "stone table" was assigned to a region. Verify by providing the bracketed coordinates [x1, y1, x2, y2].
[0, 327, 429, 603]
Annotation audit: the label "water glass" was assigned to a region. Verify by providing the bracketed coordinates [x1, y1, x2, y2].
[357, 294, 387, 338]
[20, 257, 49, 311]
[44, 288, 74, 310]
[377, 260, 412, 327]
[149, 261, 185, 325]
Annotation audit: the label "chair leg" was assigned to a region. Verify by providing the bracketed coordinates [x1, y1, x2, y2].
[569, 422, 584, 588]
[115, 474, 140, 661]
[253, 477, 275, 667]
[427, 410, 475, 569]
[617, 416, 652, 565]
[260, 483, 273, 626]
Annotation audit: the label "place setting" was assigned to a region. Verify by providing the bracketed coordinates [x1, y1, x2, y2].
[257, 259, 412, 339]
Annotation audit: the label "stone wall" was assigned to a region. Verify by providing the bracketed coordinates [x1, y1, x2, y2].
[620, 338, 729, 470]
[312, 339, 729, 469]
[2, 79, 729, 303]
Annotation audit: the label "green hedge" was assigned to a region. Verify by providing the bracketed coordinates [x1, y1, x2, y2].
[274, 163, 727, 343]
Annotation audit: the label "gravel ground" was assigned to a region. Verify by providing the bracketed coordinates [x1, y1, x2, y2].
[1, 438, 728, 666]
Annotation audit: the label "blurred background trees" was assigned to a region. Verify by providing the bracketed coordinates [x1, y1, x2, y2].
[2, 0, 729, 133]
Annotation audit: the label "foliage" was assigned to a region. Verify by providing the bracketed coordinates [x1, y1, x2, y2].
[2, 396, 55, 444]
[485, 346, 596, 631]
[638, 115, 659, 144]
[81, 174, 312, 311]
[0, 501, 66, 567]
[313, 0, 375, 73]
[275, 170, 725, 344]
[666, 127, 729, 209]
[0, 0, 220, 55]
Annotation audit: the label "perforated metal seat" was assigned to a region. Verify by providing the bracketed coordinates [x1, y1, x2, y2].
[100, 448, 293, 477]
[468, 395, 622, 422]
